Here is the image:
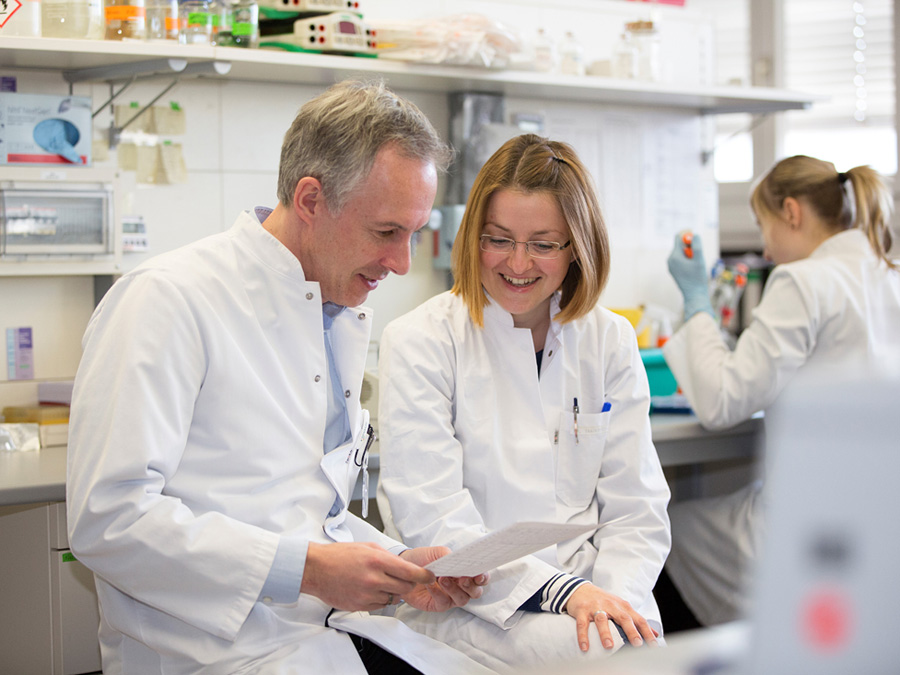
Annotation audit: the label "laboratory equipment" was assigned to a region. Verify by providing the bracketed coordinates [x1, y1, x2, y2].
[626, 20, 660, 82]
[230, 0, 259, 47]
[291, 11, 373, 53]
[210, 0, 232, 45]
[41, 0, 92, 37]
[257, 0, 359, 12]
[103, 0, 145, 40]
[145, 0, 178, 39]
[559, 31, 585, 76]
[533, 28, 556, 73]
[709, 259, 748, 335]
[0, 167, 119, 267]
[179, 0, 213, 43]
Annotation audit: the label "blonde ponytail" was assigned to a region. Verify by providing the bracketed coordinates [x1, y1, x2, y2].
[844, 165, 896, 269]
[751, 155, 896, 270]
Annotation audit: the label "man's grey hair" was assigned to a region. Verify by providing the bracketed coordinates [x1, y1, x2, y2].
[277, 79, 453, 213]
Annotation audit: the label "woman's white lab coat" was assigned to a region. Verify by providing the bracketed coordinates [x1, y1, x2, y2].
[662, 228, 900, 625]
[376, 291, 670, 667]
[66, 212, 491, 675]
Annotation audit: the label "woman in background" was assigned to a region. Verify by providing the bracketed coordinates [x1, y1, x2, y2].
[375, 134, 670, 672]
[661, 154, 900, 627]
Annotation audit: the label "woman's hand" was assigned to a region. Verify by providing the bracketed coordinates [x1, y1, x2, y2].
[397, 547, 490, 612]
[564, 583, 659, 652]
[667, 231, 714, 321]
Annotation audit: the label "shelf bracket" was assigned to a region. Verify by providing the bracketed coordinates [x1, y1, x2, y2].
[61, 59, 232, 149]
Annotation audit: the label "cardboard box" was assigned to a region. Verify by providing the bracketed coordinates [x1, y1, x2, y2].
[0, 93, 92, 166]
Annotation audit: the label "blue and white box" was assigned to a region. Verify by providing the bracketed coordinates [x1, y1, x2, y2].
[0, 93, 92, 166]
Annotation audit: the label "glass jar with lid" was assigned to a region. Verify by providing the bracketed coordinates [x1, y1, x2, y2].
[145, 0, 178, 39]
[229, 0, 258, 48]
[179, 0, 212, 44]
[624, 20, 660, 82]
[104, 0, 146, 40]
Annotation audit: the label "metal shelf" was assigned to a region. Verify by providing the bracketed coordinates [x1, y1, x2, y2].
[0, 36, 817, 115]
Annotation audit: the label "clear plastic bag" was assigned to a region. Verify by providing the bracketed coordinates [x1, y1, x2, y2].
[371, 14, 521, 69]
[0, 424, 41, 452]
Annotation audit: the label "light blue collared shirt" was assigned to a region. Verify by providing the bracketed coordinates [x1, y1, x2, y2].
[255, 210, 351, 604]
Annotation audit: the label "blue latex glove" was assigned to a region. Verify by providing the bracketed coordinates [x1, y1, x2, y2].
[667, 231, 714, 321]
[33, 119, 84, 165]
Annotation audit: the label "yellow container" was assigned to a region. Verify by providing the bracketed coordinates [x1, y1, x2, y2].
[609, 307, 652, 349]
[2, 405, 70, 425]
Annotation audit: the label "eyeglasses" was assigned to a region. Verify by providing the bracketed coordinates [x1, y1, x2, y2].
[479, 234, 572, 260]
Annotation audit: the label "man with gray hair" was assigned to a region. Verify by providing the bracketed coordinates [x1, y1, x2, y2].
[66, 79, 491, 674]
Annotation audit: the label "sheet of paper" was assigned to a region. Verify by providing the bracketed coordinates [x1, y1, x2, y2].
[424, 521, 597, 577]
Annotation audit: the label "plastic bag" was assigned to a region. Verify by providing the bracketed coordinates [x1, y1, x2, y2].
[371, 14, 521, 69]
[0, 423, 41, 452]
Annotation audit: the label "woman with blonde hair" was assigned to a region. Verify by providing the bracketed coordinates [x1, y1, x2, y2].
[376, 134, 671, 671]
[661, 154, 900, 627]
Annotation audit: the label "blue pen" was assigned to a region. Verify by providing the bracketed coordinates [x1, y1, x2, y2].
[602, 401, 612, 413]
[573, 397, 579, 444]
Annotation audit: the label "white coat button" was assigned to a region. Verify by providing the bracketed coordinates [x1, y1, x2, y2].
[306, 293, 314, 300]
[548, 350, 553, 357]
[262, 596, 273, 604]
[344, 390, 351, 398]
[358, 312, 366, 320]
[315, 375, 321, 382]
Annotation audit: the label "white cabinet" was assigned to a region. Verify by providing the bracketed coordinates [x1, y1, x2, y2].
[0, 502, 101, 675]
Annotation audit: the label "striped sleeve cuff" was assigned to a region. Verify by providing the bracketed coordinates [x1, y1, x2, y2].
[520, 572, 590, 614]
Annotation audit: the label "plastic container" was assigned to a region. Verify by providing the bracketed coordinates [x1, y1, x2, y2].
[609, 307, 652, 349]
[639, 348, 678, 398]
[179, 0, 212, 44]
[104, 0, 145, 40]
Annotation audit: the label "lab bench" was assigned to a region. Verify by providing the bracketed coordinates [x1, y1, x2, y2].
[0, 413, 762, 674]
[0, 413, 764, 508]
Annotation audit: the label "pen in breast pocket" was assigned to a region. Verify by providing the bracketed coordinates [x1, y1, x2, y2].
[602, 401, 611, 413]
[573, 397, 579, 444]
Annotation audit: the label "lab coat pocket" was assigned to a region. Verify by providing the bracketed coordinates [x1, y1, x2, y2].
[555, 410, 610, 508]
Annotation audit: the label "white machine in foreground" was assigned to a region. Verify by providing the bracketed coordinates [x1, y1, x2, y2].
[533, 365, 900, 675]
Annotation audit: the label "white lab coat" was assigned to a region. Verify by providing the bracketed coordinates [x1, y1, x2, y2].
[662, 228, 900, 625]
[66, 211, 493, 675]
[376, 291, 671, 670]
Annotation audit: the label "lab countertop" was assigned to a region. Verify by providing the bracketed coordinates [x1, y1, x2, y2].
[0, 414, 763, 507]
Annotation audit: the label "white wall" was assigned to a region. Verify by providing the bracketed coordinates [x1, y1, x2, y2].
[0, 0, 716, 409]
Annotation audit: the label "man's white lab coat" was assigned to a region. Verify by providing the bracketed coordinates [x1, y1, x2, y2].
[67, 211, 491, 674]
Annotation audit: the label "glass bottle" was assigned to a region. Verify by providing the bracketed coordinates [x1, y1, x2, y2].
[229, 0, 257, 48]
[626, 20, 660, 82]
[533, 28, 556, 73]
[145, 0, 177, 39]
[86, 0, 104, 38]
[559, 31, 585, 76]
[208, 0, 231, 45]
[104, 0, 145, 40]
[178, 0, 212, 44]
[612, 31, 637, 79]
[42, 0, 91, 38]
[2, 0, 41, 36]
